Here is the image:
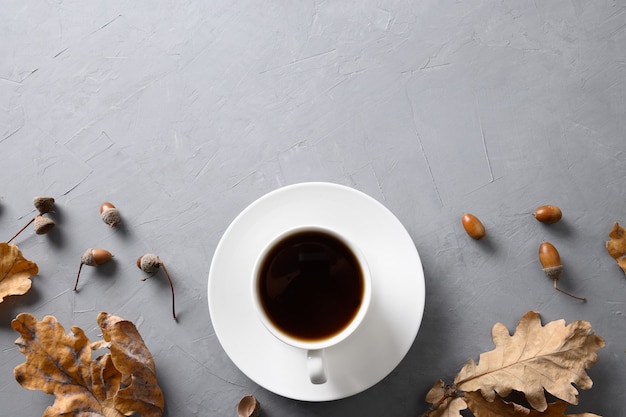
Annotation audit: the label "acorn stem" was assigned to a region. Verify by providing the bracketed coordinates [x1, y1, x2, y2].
[553, 279, 586, 301]
[159, 261, 176, 321]
[7, 217, 35, 244]
[73, 262, 84, 291]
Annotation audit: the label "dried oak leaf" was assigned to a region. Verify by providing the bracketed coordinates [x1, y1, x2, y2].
[98, 312, 165, 417]
[425, 380, 447, 403]
[453, 311, 605, 412]
[464, 391, 531, 416]
[12, 312, 164, 417]
[464, 392, 601, 417]
[0, 242, 38, 303]
[425, 380, 467, 417]
[605, 222, 626, 274]
[13, 313, 122, 417]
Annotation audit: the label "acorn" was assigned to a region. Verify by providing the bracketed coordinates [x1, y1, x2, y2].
[538, 241, 585, 301]
[137, 254, 177, 320]
[533, 205, 562, 224]
[33, 215, 55, 235]
[461, 213, 486, 240]
[100, 202, 121, 227]
[538, 241, 563, 281]
[74, 248, 114, 291]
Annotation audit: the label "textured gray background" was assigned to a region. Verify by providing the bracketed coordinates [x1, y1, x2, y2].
[1, 1, 625, 416]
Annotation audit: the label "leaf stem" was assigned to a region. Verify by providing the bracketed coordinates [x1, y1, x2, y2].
[7, 217, 35, 244]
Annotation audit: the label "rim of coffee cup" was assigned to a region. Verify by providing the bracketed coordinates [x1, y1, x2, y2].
[251, 224, 372, 351]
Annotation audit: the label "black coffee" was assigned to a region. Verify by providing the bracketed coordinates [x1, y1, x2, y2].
[258, 230, 365, 342]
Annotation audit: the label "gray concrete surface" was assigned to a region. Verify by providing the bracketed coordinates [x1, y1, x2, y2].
[1, 1, 624, 416]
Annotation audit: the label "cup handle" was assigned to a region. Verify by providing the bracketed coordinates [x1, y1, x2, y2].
[307, 349, 327, 384]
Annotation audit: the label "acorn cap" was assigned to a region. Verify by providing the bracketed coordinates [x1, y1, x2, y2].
[542, 265, 563, 281]
[81, 248, 97, 266]
[33, 196, 55, 214]
[237, 396, 260, 417]
[138, 253, 160, 274]
[33, 215, 55, 235]
[101, 207, 122, 227]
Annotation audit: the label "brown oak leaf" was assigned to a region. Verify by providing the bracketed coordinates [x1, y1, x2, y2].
[464, 390, 534, 416]
[425, 380, 467, 417]
[425, 380, 447, 403]
[524, 400, 601, 417]
[0, 242, 38, 303]
[464, 392, 601, 417]
[12, 312, 164, 417]
[605, 222, 626, 273]
[429, 397, 467, 417]
[98, 312, 165, 417]
[454, 311, 605, 412]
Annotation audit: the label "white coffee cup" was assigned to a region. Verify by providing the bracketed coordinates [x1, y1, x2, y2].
[252, 225, 372, 384]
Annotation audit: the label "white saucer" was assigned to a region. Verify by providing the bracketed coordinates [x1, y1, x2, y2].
[208, 182, 425, 401]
